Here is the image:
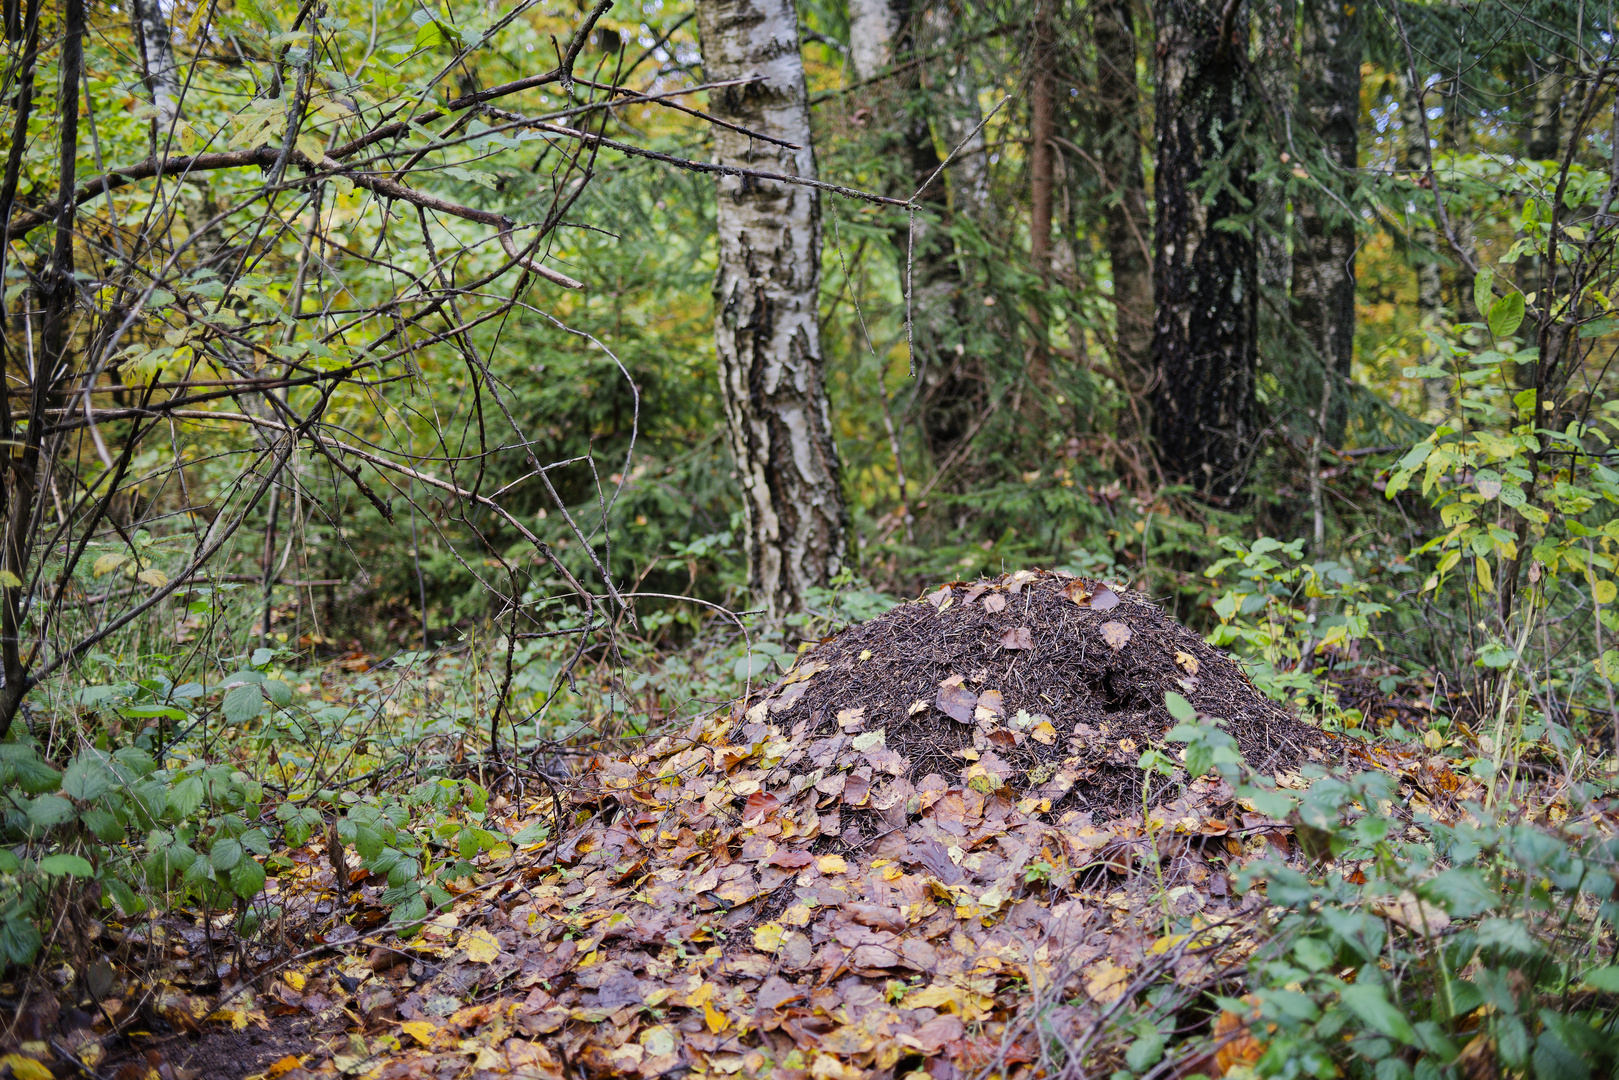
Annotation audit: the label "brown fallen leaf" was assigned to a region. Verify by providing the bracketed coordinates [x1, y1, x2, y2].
[1061, 579, 1091, 604]
[767, 849, 812, 868]
[1099, 621, 1132, 649]
[1174, 649, 1200, 675]
[1090, 588, 1121, 611]
[926, 585, 953, 609]
[1000, 626, 1034, 650]
[982, 592, 1007, 613]
[936, 683, 978, 723]
[743, 791, 781, 822]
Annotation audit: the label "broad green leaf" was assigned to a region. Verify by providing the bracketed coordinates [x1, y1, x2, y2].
[38, 853, 95, 877]
[167, 776, 205, 819]
[222, 684, 264, 724]
[230, 856, 267, 899]
[1473, 267, 1495, 319]
[1340, 983, 1416, 1044]
[26, 794, 75, 828]
[63, 756, 114, 802]
[210, 836, 244, 871]
[1164, 691, 1197, 722]
[1489, 293, 1526, 338]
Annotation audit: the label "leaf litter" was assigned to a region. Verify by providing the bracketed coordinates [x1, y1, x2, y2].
[73, 572, 1363, 1079]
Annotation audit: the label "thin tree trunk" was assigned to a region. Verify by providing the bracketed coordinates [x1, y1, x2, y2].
[0, 0, 82, 738]
[923, 2, 990, 223]
[131, 0, 181, 150]
[1028, 10, 1056, 280]
[849, 0, 976, 464]
[1150, 0, 1258, 503]
[1292, 0, 1361, 447]
[1093, 0, 1154, 407]
[697, 0, 847, 618]
[1400, 76, 1447, 418]
[1252, 0, 1294, 381]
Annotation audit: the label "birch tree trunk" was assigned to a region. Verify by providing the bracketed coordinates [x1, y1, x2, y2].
[132, 0, 181, 146]
[1093, 0, 1154, 405]
[848, 0, 976, 462]
[1292, 0, 1361, 446]
[696, 0, 847, 617]
[1150, 0, 1258, 502]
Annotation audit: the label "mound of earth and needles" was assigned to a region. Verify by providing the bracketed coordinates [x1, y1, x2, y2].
[165, 571, 1352, 1080]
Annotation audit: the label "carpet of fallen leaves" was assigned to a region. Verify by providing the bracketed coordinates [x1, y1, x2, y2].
[0, 574, 1504, 1080]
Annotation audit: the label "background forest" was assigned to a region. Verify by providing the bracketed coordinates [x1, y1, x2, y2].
[4, 0, 1619, 1075]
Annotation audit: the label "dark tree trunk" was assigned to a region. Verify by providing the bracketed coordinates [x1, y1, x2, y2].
[1093, 0, 1154, 404]
[1028, 11, 1056, 280]
[1291, 0, 1361, 447]
[697, 0, 847, 617]
[1150, 0, 1258, 502]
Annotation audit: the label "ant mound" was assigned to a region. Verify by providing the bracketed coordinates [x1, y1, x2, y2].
[288, 573, 1335, 1080]
[730, 569, 1334, 822]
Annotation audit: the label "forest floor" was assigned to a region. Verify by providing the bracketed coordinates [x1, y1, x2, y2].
[5, 573, 1491, 1080]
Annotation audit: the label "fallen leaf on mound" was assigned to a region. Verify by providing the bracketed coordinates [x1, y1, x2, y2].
[744, 790, 781, 821]
[462, 929, 500, 964]
[982, 592, 1007, 613]
[1000, 626, 1034, 650]
[1062, 579, 1091, 604]
[1175, 649, 1200, 675]
[1100, 621, 1133, 649]
[1090, 588, 1121, 611]
[937, 683, 978, 723]
[927, 585, 953, 609]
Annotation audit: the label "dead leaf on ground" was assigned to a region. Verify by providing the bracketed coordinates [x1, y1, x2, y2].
[1174, 649, 1200, 675]
[1099, 621, 1132, 650]
[937, 683, 978, 723]
[982, 593, 1007, 613]
[1000, 626, 1034, 650]
[1090, 588, 1121, 611]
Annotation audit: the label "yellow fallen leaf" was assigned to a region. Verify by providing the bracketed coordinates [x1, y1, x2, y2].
[703, 999, 730, 1034]
[462, 928, 501, 964]
[1030, 720, 1057, 745]
[400, 1020, 437, 1046]
[1084, 959, 1130, 1003]
[1, 1055, 53, 1080]
[780, 903, 813, 926]
[267, 1054, 307, 1077]
[817, 854, 848, 875]
[283, 970, 306, 991]
[752, 922, 786, 953]
[1174, 650, 1200, 675]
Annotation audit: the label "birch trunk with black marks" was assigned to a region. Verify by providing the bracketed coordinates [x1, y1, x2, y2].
[697, 0, 847, 618]
[1093, 0, 1154, 405]
[922, 2, 990, 223]
[848, 0, 975, 462]
[1252, 0, 1293, 378]
[132, 0, 181, 147]
[1291, 0, 1361, 447]
[1150, 0, 1258, 502]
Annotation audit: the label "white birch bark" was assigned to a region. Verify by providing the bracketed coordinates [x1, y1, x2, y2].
[132, 0, 180, 135]
[696, 0, 846, 617]
[847, 0, 899, 83]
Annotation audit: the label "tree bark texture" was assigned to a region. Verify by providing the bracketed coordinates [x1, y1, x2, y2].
[1252, 0, 1293, 329]
[0, 0, 81, 738]
[1150, 0, 1258, 502]
[921, 2, 990, 222]
[1093, 0, 1154, 399]
[132, 0, 181, 142]
[1028, 11, 1056, 279]
[848, 0, 976, 462]
[1291, 0, 1361, 447]
[1400, 76, 1447, 418]
[696, 0, 847, 618]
